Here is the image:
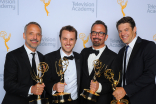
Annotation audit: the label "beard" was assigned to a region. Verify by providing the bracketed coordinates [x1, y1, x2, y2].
[25, 39, 39, 49]
[92, 38, 101, 46]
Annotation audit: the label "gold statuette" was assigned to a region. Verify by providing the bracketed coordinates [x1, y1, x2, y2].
[29, 62, 49, 104]
[80, 59, 107, 102]
[104, 69, 129, 104]
[52, 58, 72, 103]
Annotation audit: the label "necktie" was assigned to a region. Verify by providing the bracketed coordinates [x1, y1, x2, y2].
[31, 53, 37, 76]
[123, 45, 129, 86]
[64, 55, 74, 60]
[89, 48, 99, 56]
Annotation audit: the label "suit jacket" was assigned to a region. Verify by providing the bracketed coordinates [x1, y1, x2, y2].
[2, 45, 44, 104]
[117, 37, 156, 104]
[80, 46, 117, 104]
[43, 48, 82, 103]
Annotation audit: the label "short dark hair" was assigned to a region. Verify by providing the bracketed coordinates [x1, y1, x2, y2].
[59, 25, 77, 40]
[116, 16, 136, 30]
[91, 20, 108, 35]
[24, 22, 42, 34]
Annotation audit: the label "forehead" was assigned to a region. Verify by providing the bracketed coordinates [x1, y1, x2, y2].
[61, 30, 76, 38]
[92, 24, 106, 32]
[26, 24, 41, 32]
[118, 23, 132, 30]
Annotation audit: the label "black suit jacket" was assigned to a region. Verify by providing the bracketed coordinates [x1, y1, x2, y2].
[117, 37, 156, 104]
[2, 45, 44, 104]
[80, 46, 117, 104]
[43, 48, 82, 103]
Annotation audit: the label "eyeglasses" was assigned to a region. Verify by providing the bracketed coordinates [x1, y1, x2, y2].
[91, 31, 106, 37]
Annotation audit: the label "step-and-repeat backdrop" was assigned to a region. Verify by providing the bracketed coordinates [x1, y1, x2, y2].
[0, 0, 156, 102]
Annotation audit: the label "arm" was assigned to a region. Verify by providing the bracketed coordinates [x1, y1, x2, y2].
[4, 53, 31, 97]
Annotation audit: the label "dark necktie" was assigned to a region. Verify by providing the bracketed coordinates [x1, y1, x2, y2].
[64, 55, 74, 60]
[123, 45, 129, 86]
[89, 48, 99, 56]
[31, 53, 37, 75]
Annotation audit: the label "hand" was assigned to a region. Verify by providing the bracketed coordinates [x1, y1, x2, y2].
[31, 83, 45, 95]
[90, 80, 99, 92]
[113, 87, 126, 100]
[53, 82, 67, 92]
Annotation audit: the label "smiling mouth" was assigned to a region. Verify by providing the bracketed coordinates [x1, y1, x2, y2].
[93, 38, 101, 41]
[30, 40, 38, 43]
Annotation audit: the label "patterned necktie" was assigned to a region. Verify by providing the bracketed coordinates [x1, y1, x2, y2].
[123, 45, 129, 86]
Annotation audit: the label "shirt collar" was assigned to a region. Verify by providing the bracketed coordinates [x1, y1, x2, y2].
[60, 48, 74, 58]
[92, 45, 106, 53]
[24, 44, 37, 55]
[127, 36, 137, 49]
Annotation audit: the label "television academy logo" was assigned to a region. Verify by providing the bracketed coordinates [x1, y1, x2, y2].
[40, 0, 51, 16]
[147, 4, 156, 13]
[79, 33, 89, 48]
[0, 31, 11, 52]
[117, 0, 128, 17]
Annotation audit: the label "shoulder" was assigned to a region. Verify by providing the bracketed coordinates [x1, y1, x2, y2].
[44, 50, 58, 58]
[140, 38, 156, 52]
[80, 47, 91, 54]
[6, 46, 23, 56]
[106, 47, 117, 57]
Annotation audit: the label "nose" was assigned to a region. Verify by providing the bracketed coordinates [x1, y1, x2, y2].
[33, 34, 37, 39]
[95, 33, 100, 38]
[67, 39, 70, 44]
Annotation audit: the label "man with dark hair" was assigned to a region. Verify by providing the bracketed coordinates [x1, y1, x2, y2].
[2, 22, 45, 104]
[113, 16, 156, 104]
[80, 20, 117, 104]
[44, 25, 81, 104]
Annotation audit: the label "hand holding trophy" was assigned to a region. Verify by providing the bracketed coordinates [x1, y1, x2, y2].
[52, 57, 72, 103]
[104, 69, 128, 104]
[29, 62, 49, 104]
[80, 59, 107, 102]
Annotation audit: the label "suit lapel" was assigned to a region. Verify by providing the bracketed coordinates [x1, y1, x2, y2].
[20, 46, 31, 72]
[73, 52, 81, 93]
[127, 37, 142, 70]
[83, 47, 92, 77]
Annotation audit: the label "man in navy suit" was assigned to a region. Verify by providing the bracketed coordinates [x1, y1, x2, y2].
[2, 22, 45, 104]
[113, 16, 156, 104]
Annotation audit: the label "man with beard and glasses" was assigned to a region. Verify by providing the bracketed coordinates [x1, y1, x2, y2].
[2, 22, 45, 104]
[44, 25, 81, 104]
[80, 20, 117, 104]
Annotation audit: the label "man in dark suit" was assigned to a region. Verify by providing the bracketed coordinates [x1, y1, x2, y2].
[113, 16, 156, 104]
[44, 25, 81, 104]
[80, 20, 117, 104]
[2, 22, 45, 104]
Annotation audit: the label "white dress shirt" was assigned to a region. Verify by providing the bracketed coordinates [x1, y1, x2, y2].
[122, 36, 137, 86]
[88, 45, 106, 93]
[24, 45, 41, 95]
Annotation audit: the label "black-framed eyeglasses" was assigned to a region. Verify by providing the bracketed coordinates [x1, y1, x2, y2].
[91, 31, 106, 37]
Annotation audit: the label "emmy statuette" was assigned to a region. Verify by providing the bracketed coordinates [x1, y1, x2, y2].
[29, 62, 49, 104]
[104, 69, 129, 104]
[80, 59, 107, 102]
[52, 57, 72, 103]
